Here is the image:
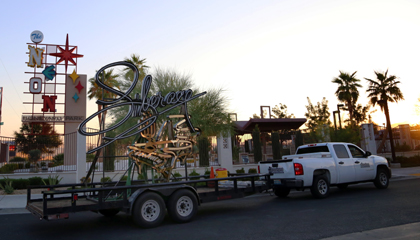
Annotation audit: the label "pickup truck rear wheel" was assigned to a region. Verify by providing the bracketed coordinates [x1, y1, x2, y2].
[132, 192, 166, 228]
[374, 168, 389, 189]
[274, 187, 290, 197]
[311, 175, 330, 199]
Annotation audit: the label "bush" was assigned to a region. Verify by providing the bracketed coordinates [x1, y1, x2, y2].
[188, 169, 200, 180]
[0, 164, 20, 173]
[80, 177, 91, 184]
[53, 153, 64, 166]
[101, 177, 112, 183]
[10, 157, 27, 162]
[28, 149, 42, 162]
[395, 155, 420, 167]
[236, 168, 245, 174]
[0, 178, 29, 189]
[86, 154, 95, 162]
[204, 168, 211, 179]
[248, 168, 258, 174]
[0, 178, 14, 194]
[172, 172, 183, 182]
[42, 175, 63, 186]
[28, 177, 44, 186]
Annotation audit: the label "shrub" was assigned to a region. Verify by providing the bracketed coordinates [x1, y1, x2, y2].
[204, 168, 211, 179]
[172, 172, 183, 182]
[28, 149, 42, 162]
[248, 168, 258, 174]
[86, 153, 95, 162]
[120, 175, 128, 181]
[10, 157, 27, 162]
[101, 177, 112, 183]
[28, 177, 44, 186]
[236, 168, 245, 174]
[25, 162, 31, 168]
[188, 169, 200, 180]
[0, 178, 14, 194]
[53, 153, 64, 166]
[396, 155, 420, 167]
[42, 175, 63, 186]
[80, 177, 91, 183]
[0, 178, 29, 189]
[0, 164, 20, 173]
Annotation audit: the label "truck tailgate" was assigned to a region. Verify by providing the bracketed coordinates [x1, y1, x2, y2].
[260, 159, 296, 179]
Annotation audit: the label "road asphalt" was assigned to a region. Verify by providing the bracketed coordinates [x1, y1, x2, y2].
[1, 166, 420, 239]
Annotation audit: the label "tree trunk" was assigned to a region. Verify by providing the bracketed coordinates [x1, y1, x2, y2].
[384, 102, 397, 162]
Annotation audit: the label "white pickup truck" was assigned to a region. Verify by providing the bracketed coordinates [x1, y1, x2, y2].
[259, 142, 391, 198]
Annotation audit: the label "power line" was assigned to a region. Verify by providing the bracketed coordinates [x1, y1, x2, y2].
[0, 57, 29, 112]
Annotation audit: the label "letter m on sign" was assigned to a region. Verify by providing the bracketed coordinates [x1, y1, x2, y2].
[42, 95, 57, 112]
[28, 45, 44, 68]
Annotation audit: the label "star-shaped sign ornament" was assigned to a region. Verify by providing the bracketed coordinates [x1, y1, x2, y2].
[72, 92, 79, 102]
[49, 34, 83, 73]
[75, 81, 84, 94]
[69, 70, 79, 84]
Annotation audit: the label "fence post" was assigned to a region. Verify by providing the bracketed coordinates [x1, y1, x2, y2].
[76, 131, 86, 183]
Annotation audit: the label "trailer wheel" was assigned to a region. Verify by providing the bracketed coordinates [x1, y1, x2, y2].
[310, 175, 330, 199]
[274, 187, 290, 197]
[167, 189, 198, 223]
[132, 192, 166, 228]
[99, 209, 119, 217]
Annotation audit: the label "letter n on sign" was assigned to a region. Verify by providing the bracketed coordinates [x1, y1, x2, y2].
[42, 95, 57, 112]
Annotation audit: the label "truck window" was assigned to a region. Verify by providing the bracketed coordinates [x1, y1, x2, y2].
[348, 145, 365, 158]
[333, 144, 349, 158]
[296, 146, 329, 154]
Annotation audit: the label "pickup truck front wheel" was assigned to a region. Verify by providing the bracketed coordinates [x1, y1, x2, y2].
[374, 168, 389, 189]
[274, 187, 290, 197]
[311, 175, 330, 199]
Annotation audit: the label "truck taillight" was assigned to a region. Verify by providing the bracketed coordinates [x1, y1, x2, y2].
[294, 163, 304, 175]
[258, 165, 260, 174]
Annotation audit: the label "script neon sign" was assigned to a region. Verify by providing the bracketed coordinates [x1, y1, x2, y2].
[78, 61, 206, 154]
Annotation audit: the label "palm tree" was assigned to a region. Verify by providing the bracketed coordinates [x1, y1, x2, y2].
[123, 54, 149, 83]
[88, 69, 120, 127]
[332, 71, 362, 123]
[365, 69, 404, 162]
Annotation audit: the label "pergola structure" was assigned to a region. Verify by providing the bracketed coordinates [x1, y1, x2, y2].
[234, 118, 307, 135]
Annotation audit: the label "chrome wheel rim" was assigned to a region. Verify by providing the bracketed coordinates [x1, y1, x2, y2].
[141, 200, 160, 222]
[176, 196, 193, 217]
[379, 172, 388, 185]
[318, 179, 328, 195]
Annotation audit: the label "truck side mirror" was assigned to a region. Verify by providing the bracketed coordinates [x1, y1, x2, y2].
[364, 151, 372, 157]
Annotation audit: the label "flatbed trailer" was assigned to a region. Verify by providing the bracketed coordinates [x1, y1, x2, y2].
[27, 173, 272, 228]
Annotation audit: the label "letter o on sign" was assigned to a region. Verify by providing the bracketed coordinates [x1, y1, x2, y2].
[29, 77, 42, 94]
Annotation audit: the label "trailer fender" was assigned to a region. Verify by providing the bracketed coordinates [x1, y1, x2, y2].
[128, 185, 200, 214]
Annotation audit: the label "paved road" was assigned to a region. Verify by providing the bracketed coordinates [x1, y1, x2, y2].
[1, 178, 420, 240]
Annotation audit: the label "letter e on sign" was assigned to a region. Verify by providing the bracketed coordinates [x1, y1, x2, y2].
[41, 95, 57, 112]
[29, 77, 42, 94]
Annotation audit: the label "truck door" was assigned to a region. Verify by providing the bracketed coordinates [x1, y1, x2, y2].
[347, 144, 375, 181]
[332, 144, 356, 183]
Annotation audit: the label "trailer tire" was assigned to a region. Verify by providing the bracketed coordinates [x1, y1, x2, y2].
[310, 175, 330, 199]
[167, 189, 198, 223]
[99, 209, 119, 217]
[274, 187, 290, 197]
[132, 192, 166, 228]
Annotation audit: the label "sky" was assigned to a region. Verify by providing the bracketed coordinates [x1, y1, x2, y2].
[1, 0, 420, 137]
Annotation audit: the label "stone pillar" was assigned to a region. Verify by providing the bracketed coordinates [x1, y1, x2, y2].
[217, 133, 233, 172]
[361, 123, 377, 155]
[76, 131, 86, 183]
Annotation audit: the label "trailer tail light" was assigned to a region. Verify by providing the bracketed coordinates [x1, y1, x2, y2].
[294, 163, 304, 175]
[258, 165, 260, 174]
[73, 194, 78, 201]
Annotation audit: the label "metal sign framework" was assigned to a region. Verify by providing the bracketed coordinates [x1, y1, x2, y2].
[78, 61, 207, 181]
